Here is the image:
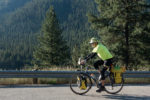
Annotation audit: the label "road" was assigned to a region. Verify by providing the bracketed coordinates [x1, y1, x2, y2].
[0, 84, 149, 100]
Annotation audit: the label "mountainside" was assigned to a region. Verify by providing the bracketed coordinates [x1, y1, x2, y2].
[0, 0, 31, 15]
[0, 0, 97, 69]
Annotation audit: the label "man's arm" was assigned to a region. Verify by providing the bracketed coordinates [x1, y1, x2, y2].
[84, 53, 97, 61]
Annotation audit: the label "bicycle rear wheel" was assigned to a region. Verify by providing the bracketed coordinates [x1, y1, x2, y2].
[104, 73, 124, 94]
[70, 73, 92, 95]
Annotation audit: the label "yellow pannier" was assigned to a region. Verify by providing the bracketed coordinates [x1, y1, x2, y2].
[111, 65, 126, 83]
[77, 76, 87, 90]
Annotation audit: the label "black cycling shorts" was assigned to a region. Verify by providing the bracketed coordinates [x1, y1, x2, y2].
[94, 58, 113, 80]
[94, 59, 112, 70]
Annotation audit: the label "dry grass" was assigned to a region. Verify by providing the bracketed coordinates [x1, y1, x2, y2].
[0, 78, 33, 85]
[124, 78, 150, 84]
[23, 66, 79, 71]
[23, 65, 150, 71]
[0, 78, 70, 85]
[0, 77, 149, 85]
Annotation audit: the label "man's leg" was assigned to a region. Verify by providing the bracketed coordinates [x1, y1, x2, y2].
[91, 60, 103, 79]
[101, 59, 113, 88]
[101, 59, 112, 85]
[94, 60, 104, 71]
[93, 60, 106, 92]
[96, 67, 107, 92]
[101, 67, 108, 86]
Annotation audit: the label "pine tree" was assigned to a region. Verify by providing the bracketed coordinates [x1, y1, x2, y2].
[71, 45, 80, 67]
[88, 0, 150, 70]
[33, 6, 70, 66]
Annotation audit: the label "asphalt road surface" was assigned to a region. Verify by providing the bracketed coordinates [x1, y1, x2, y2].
[0, 84, 149, 100]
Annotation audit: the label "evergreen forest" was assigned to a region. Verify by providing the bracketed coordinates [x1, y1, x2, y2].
[0, 0, 149, 70]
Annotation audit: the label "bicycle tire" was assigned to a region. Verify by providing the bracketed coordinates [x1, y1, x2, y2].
[70, 72, 92, 95]
[104, 74, 124, 94]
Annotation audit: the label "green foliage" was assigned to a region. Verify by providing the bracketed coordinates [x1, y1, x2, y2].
[33, 6, 70, 66]
[0, 0, 149, 70]
[0, 0, 51, 69]
[0, 0, 97, 69]
[71, 45, 80, 67]
[88, 0, 150, 69]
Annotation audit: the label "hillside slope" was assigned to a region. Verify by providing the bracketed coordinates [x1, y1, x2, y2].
[0, 0, 97, 69]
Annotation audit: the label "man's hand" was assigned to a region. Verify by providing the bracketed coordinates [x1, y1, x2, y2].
[80, 60, 86, 65]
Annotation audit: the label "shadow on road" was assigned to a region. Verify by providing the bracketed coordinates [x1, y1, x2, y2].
[84, 94, 150, 100]
[102, 94, 150, 100]
[0, 84, 69, 88]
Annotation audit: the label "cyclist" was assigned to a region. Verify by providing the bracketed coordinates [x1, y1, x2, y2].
[80, 37, 113, 92]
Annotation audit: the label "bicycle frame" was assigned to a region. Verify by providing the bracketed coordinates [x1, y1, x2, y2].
[70, 63, 124, 95]
[78, 64, 111, 88]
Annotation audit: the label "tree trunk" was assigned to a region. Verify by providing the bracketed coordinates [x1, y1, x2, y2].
[124, 1, 131, 70]
[125, 22, 129, 70]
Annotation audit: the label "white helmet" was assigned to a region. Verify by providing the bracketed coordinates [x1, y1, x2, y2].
[89, 37, 98, 44]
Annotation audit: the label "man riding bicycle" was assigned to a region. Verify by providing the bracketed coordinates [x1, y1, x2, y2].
[80, 37, 113, 92]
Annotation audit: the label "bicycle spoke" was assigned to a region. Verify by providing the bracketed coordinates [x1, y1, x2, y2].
[105, 76, 124, 94]
[70, 73, 92, 95]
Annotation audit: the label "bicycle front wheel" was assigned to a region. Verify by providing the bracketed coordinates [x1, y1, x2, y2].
[104, 74, 124, 94]
[70, 73, 92, 95]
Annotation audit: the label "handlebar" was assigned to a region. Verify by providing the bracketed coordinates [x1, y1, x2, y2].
[78, 57, 98, 72]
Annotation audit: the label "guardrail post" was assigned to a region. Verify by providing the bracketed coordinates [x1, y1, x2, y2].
[33, 78, 38, 84]
[32, 68, 39, 84]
